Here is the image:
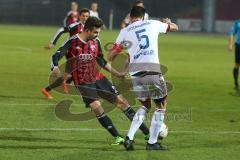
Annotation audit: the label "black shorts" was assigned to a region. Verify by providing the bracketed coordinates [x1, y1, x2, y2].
[235, 44, 240, 64]
[96, 77, 120, 104]
[77, 83, 100, 107]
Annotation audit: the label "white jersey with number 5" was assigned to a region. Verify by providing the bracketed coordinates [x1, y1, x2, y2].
[115, 20, 169, 73]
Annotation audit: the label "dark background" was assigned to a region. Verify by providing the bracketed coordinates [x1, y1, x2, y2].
[0, 0, 239, 28]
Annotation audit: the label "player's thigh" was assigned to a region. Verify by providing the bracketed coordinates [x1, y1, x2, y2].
[96, 77, 120, 104]
[77, 83, 100, 108]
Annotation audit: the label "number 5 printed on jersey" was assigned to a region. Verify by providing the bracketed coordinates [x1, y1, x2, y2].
[135, 29, 149, 49]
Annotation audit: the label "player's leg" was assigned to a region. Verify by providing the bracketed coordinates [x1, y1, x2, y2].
[62, 61, 74, 94]
[96, 77, 150, 137]
[146, 96, 168, 151]
[124, 99, 151, 151]
[233, 44, 240, 89]
[90, 100, 123, 141]
[42, 67, 62, 99]
[233, 64, 239, 89]
[146, 74, 168, 151]
[116, 95, 150, 137]
[79, 83, 124, 145]
[62, 74, 73, 94]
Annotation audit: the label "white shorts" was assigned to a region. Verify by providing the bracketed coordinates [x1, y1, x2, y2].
[131, 74, 167, 101]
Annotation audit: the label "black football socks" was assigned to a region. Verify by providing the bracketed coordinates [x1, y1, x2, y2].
[233, 67, 239, 88]
[97, 113, 121, 137]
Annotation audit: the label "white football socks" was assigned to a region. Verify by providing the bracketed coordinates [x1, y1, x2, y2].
[148, 109, 166, 144]
[127, 106, 148, 140]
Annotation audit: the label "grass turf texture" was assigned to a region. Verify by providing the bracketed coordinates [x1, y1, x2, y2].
[0, 24, 239, 160]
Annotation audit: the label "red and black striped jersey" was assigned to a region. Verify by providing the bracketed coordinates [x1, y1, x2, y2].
[51, 35, 107, 85]
[63, 11, 79, 27]
[50, 22, 84, 45]
[68, 22, 84, 36]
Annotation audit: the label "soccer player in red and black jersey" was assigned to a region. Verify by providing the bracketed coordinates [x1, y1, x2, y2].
[44, 8, 89, 50]
[48, 17, 124, 144]
[48, 17, 150, 144]
[42, 9, 90, 96]
[49, 37, 151, 142]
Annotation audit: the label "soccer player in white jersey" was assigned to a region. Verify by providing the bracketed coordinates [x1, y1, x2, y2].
[108, 6, 178, 151]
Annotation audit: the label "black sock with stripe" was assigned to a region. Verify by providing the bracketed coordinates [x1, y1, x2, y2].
[97, 113, 120, 137]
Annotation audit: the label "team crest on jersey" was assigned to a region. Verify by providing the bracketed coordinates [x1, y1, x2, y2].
[90, 45, 96, 52]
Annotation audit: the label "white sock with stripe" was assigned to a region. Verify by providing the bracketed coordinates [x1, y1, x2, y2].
[127, 106, 148, 140]
[148, 109, 166, 144]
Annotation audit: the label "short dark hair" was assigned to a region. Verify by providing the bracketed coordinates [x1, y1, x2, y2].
[130, 6, 145, 18]
[84, 16, 103, 31]
[134, 0, 144, 6]
[79, 8, 90, 15]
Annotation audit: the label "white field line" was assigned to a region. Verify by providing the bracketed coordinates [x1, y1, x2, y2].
[0, 45, 32, 53]
[0, 104, 55, 106]
[0, 128, 239, 135]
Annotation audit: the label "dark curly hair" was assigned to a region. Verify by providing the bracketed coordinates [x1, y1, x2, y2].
[84, 16, 103, 31]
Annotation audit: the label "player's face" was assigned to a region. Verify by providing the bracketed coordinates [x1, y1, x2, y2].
[71, 3, 78, 11]
[91, 4, 98, 11]
[86, 27, 101, 40]
[79, 12, 90, 24]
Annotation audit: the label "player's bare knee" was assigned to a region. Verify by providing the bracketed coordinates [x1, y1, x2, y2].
[90, 100, 104, 116]
[139, 99, 151, 110]
[154, 97, 167, 109]
[116, 95, 129, 110]
[156, 100, 167, 109]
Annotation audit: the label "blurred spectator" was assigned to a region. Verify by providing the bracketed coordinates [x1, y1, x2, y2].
[90, 2, 100, 18]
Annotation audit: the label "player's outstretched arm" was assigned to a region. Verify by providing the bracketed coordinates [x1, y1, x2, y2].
[51, 39, 71, 69]
[162, 18, 179, 32]
[104, 64, 126, 79]
[169, 23, 179, 31]
[228, 35, 234, 52]
[107, 44, 123, 62]
[96, 50, 125, 78]
[44, 27, 68, 50]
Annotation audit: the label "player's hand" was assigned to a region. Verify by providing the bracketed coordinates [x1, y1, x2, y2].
[162, 18, 171, 24]
[228, 44, 233, 52]
[117, 72, 127, 79]
[52, 67, 61, 77]
[44, 43, 54, 50]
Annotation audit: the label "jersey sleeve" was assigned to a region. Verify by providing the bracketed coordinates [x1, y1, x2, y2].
[111, 29, 126, 54]
[152, 20, 169, 34]
[50, 27, 68, 45]
[95, 39, 107, 67]
[229, 22, 237, 36]
[51, 38, 72, 68]
[115, 29, 126, 45]
[68, 22, 80, 31]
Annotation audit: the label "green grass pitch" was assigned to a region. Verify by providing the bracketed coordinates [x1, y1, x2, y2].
[0, 24, 239, 160]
